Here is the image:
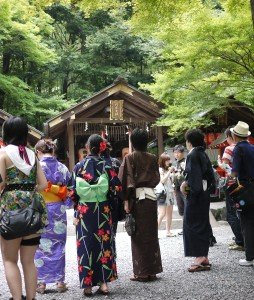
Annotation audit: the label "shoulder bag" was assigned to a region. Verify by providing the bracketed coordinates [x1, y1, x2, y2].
[155, 182, 167, 205]
[227, 178, 254, 212]
[0, 188, 45, 240]
[0, 158, 46, 240]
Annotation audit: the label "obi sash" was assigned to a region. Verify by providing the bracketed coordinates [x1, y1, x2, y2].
[76, 173, 108, 204]
[41, 182, 67, 203]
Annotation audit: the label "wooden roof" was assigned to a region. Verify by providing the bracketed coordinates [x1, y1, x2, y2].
[0, 109, 43, 145]
[44, 77, 163, 137]
[204, 100, 254, 133]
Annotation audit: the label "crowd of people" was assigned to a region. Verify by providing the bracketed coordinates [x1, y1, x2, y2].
[0, 116, 254, 300]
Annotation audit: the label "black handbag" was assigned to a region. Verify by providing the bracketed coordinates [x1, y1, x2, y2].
[0, 194, 45, 240]
[125, 213, 136, 236]
[156, 189, 167, 205]
[227, 179, 254, 212]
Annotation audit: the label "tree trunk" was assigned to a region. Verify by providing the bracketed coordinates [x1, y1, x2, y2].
[62, 76, 68, 99]
[251, 0, 254, 28]
[37, 82, 42, 93]
[0, 51, 11, 108]
[3, 51, 11, 74]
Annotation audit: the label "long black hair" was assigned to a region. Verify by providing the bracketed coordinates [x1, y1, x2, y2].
[3, 116, 28, 146]
[86, 134, 104, 155]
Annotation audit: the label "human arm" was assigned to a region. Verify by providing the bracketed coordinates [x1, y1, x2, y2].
[160, 168, 171, 184]
[0, 154, 6, 190]
[118, 155, 135, 211]
[185, 151, 203, 194]
[231, 146, 241, 179]
[36, 160, 48, 191]
[124, 200, 130, 213]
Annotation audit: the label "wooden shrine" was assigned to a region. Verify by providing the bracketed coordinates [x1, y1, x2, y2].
[44, 77, 164, 170]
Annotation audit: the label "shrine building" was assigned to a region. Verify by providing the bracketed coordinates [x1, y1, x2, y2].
[44, 77, 165, 170]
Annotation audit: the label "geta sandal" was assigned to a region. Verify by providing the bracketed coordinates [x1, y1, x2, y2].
[36, 283, 46, 294]
[84, 288, 93, 297]
[188, 264, 211, 272]
[130, 275, 150, 282]
[96, 287, 109, 295]
[56, 282, 68, 293]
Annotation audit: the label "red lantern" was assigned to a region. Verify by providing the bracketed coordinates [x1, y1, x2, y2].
[248, 137, 254, 145]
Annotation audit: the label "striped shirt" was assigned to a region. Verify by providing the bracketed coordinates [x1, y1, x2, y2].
[222, 144, 236, 186]
[222, 144, 236, 167]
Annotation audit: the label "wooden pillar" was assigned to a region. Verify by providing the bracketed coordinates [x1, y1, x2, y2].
[67, 117, 75, 170]
[157, 126, 164, 156]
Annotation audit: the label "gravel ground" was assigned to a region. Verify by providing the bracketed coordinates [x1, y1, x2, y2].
[1, 225, 254, 300]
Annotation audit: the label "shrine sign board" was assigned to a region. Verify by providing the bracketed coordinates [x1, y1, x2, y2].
[110, 100, 124, 120]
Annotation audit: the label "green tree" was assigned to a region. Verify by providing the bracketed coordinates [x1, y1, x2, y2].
[130, 0, 254, 134]
[0, 0, 58, 124]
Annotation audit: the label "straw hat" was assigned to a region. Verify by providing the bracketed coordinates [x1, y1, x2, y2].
[230, 121, 251, 137]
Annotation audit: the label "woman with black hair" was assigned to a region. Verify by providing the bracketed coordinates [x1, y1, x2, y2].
[119, 128, 163, 282]
[34, 139, 71, 294]
[70, 134, 121, 296]
[180, 129, 215, 272]
[0, 116, 48, 300]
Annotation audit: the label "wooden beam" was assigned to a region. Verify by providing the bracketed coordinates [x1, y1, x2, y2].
[67, 121, 75, 171]
[73, 117, 156, 123]
[157, 126, 164, 156]
[123, 91, 161, 115]
[82, 101, 109, 118]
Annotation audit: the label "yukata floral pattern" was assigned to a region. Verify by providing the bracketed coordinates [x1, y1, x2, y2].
[0, 165, 48, 233]
[71, 155, 121, 288]
[34, 156, 71, 284]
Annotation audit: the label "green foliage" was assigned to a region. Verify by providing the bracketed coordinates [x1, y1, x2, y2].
[134, 0, 254, 134]
[0, 0, 162, 128]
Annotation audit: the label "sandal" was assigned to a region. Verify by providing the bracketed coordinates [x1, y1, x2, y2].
[36, 283, 46, 294]
[166, 232, 176, 237]
[84, 288, 93, 297]
[130, 275, 150, 282]
[96, 287, 109, 295]
[56, 282, 68, 293]
[188, 264, 211, 272]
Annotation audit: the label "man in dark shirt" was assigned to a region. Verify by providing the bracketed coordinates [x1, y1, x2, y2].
[231, 121, 254, 266]
[171, 145, 186, 235]
[172, 145, 186, 216]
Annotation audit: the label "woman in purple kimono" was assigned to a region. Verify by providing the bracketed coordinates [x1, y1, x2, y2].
[71, 134, 121, 297]
[34, 139, 71, 294]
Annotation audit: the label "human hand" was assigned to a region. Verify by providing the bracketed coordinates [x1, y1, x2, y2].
[180, 181, 189, 195]
[169, 166, 176, 173]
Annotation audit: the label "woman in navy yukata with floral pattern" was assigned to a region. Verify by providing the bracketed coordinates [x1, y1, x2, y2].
[71, 134, 121, 297]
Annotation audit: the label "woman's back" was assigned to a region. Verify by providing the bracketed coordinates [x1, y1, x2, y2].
[126, 151, 159, 188]
[0, 147, 44, 211]
[40, 156, 70, 185]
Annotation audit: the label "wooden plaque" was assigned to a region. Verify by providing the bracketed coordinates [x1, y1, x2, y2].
[110, 100, 124, 120]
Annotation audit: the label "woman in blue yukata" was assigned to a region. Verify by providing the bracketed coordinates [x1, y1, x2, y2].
[71, 134, 122, 297]
[34, 139, 72, 294]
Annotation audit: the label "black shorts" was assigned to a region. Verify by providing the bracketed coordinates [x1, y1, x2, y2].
[21, 236, 41, 246]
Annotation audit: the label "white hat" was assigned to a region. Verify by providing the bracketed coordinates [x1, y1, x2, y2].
[230, 121, 251, 137]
